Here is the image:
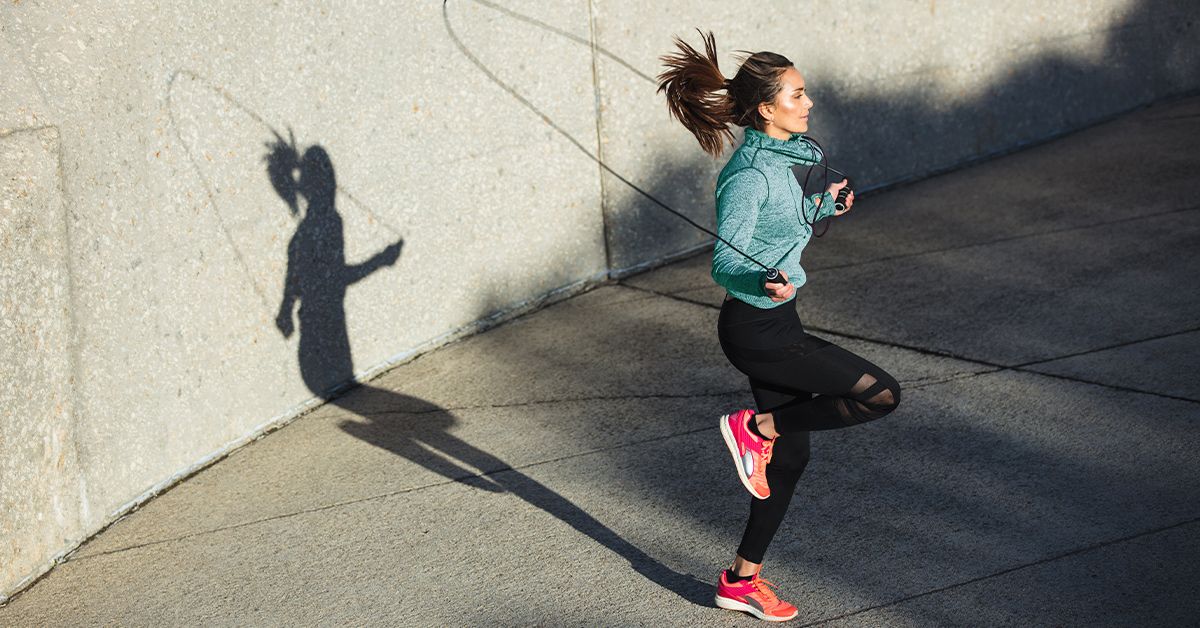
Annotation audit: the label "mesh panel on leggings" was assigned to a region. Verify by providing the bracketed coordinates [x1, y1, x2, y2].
[834, 374, 899, 425]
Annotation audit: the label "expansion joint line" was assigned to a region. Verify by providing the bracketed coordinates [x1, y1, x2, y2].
[798, 515, 1200, 627]
[65, 423, 722, 562]
[618, 282, 1200, 405]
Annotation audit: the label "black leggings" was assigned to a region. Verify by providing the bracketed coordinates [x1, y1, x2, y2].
[717, 295, 901, 564]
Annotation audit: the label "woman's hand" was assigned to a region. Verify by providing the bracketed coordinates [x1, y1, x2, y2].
[826, 178, 854, 216]
[764, 270, 795, 302]
[275, 310, 294, 338]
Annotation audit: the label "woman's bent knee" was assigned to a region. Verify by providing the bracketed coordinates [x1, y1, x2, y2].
[876, 378, 901, 413]
[852, 371, 901, 420]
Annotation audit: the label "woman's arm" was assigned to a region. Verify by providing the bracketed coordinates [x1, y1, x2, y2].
[712, 168, 770, 296]
[344, 239, 403, 285]
[276, 237, 300, 337]
[804, 190, 836, 223]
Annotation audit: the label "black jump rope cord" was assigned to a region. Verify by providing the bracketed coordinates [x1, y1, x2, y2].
[439, 1, 849, 285]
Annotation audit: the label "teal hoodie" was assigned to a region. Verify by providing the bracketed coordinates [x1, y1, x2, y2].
[712, 126, 837, 309]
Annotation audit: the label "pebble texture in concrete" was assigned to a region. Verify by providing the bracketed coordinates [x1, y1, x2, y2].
[1, 93, 1197, 625]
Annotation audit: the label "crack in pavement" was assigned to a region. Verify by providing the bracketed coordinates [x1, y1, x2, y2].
[619, 283, 1007, 366]
[64, 422, 725, 562]
[71, 366, 981, 561]
[798, 515, 1200, 627]
[1012, 325, 1200, 368]
[346, 389, 752, 417]
[342, 365, 985, 419]
[624, 203, 1200, 292]
[901, 369, 1007, 392]
[805, 203, 1200, 274]
[61, 272, 1198, 570]
[1002, 368, 1200, 405]
[621, 283, 1200, 405]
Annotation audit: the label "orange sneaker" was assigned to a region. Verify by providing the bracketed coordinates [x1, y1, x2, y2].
[719, 409, 773, 499]
[715, 569, 799, 622]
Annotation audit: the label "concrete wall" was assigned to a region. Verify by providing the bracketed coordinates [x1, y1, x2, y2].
[2, 0, 1196, 601]
[595, 0, 1200, 268]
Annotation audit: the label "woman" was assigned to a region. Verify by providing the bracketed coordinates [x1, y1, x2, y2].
[657, 30, 902, 622]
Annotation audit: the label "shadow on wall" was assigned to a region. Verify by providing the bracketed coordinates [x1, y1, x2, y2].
[266, 132, 405, 396]
[816, 0, 1198, 191]
[445, 0, 1198, 271]
[265, 135, 711, 605]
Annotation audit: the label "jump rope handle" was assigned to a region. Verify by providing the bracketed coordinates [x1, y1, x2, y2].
[764, 267, 788, 286]
[834, 178, 854, 213]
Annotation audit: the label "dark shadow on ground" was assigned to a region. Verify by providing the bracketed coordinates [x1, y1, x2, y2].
[267, 134, 710, 604]
[336, 388, 713, 605]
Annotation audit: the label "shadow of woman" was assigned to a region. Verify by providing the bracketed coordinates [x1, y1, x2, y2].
[266, 133, 709, 604]
[266, 133, 403, 396]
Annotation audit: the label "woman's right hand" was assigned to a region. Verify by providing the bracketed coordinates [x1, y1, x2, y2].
[764, 270, 795, 302]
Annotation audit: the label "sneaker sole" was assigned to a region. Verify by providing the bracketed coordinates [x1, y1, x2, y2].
[714, 594, 798, 622]
[719, 414, 769, 500]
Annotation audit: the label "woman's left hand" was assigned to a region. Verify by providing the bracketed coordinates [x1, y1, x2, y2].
[834, 191, 854, 216]
[826, 179, 853, 216]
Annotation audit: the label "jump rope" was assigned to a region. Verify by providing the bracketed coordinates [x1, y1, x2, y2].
[441, 1, 855, 288]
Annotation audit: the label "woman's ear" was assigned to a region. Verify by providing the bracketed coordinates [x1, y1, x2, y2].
[757, 101, 774, 122]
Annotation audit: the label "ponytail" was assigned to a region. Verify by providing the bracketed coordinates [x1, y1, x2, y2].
[656, 29, 735, 158]
[657, 29, 794, 158]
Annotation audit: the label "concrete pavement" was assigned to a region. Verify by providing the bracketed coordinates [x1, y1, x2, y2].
[2, 95, 1198, 626]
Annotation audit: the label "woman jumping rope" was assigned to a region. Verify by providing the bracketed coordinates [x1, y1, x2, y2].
[657, 31, 902, 622]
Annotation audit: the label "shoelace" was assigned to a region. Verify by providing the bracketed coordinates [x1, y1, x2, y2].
[750, 576, 782, 605]
[760, 437, 775, 464]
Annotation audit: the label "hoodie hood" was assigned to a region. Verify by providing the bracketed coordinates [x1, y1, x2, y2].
[741, 126, 824, 167]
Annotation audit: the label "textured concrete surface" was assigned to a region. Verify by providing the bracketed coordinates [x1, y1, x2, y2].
[2, 93, 1198, 625]
[61, 285, 974, 560]
[0, 127, 86, 592]
[2, 0, 610, 596]
[3, 0, 1200, 603]
[1027, 330, 1200, 401]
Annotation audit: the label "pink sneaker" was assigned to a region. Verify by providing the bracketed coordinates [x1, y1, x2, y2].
[715, 569, 799, 622]
[719, 409, 773, 499]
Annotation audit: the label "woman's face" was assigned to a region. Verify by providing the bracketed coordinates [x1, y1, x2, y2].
[759, 67, 813, 137]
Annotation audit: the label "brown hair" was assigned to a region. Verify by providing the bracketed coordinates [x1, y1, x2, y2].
[656, 29, 793, 158]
